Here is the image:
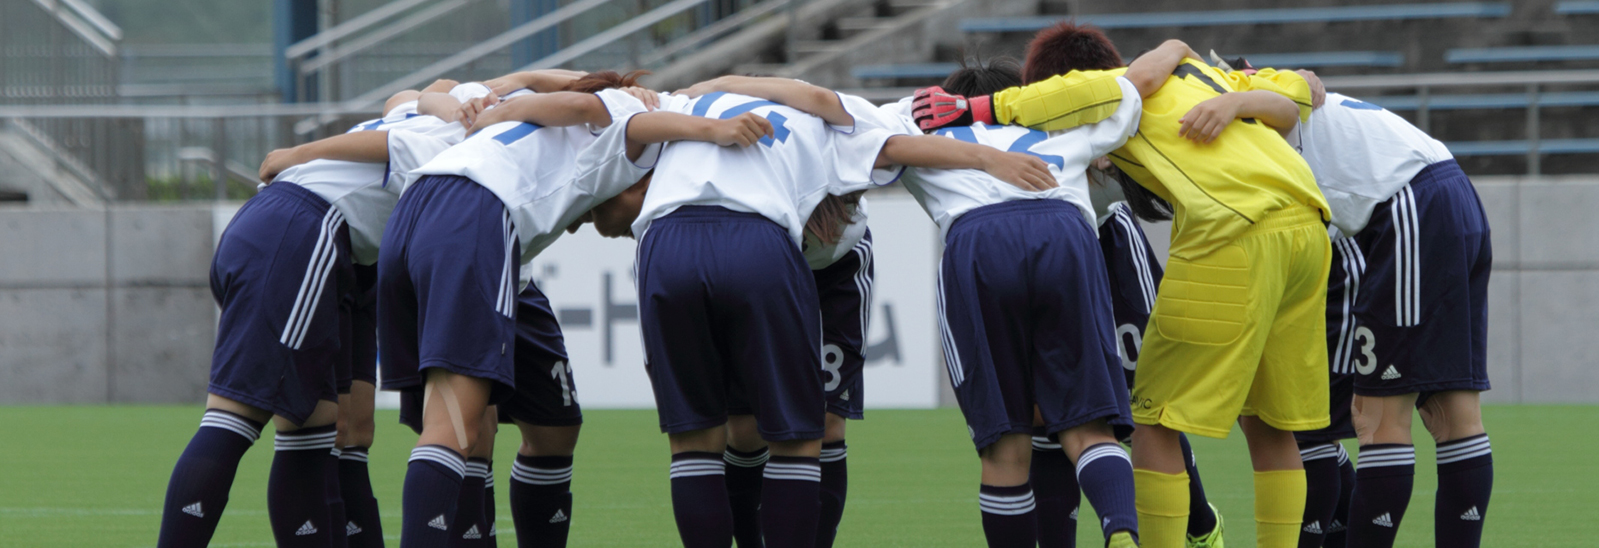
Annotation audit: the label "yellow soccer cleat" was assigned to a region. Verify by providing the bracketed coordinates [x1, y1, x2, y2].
[1187, 503, 1225, 548]
[1107, 530, 1140, 548]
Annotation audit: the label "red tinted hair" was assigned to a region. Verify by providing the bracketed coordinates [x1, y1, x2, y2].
[1022, 21, 1123, 84]
[562, 70, 650, 93]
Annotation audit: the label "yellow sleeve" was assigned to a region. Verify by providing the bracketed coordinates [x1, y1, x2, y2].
[1220, 68, 1313, 123]
[991, 69, 1127, 132]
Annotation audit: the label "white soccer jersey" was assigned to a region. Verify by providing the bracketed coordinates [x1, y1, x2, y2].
[274, 99, 476, 264]
[412, 88, 658, 288]
[843, 77, 1142, 238]
[801, 199, 870, 270]
[1288, 92, 1453, 235]
[631, 91, 898, 245]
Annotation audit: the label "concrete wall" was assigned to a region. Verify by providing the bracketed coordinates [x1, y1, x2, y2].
[0, 204, 217, 404]
[5, 176, 1599, 404]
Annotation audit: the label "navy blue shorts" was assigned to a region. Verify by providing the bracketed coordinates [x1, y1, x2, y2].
[940, 200, 1131, 451]
[376, 175, 520, 400]
[399, 283, 583, 433]
[1297, 237, 1362, 443]
[347, 264, 379, 388]
[816, 231, 873, 420]
[209, 182, 352, 425]
[1098, 202, 1163, 390]
[1349, 160, 1492, 398]
[638, 206, 825, 442]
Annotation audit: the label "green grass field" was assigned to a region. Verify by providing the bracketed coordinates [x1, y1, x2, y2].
[0, 405, 1592, 547]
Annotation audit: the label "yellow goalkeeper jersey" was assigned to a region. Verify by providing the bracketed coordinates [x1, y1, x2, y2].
[990, 60, 1328, 260]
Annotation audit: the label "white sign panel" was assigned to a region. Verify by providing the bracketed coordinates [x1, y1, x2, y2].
[523, 193, 943, 409]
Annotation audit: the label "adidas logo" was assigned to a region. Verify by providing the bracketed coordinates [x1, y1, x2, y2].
[428, 514, 449, 530]
[1381, 365, 1402, 380]
[1328, 519, 1346, 533]
[489, 523, 498, 536]
[294, 520, 318, 536]
[346, 521, 362, 536]
[1303, 521, 1323, 534]
[1068, 507, 1079, 520]
[1102, 517, 1111, 528]
[181, 502, 204, 518]
[1461, 506, 1482, 521]
[463, 525, 482, 539]
[1372, 513, 1394, 528]
[550, 509, 569, 524]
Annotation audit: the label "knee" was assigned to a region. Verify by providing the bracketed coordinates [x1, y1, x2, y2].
[1059, 419, 1116, 460]
[517, 423, 582, 456]
[1352, 394, 1418, 445]
[1419, 391, 1485, 443]
[823, 413, 847, 443]
[725, 415, 766, 452]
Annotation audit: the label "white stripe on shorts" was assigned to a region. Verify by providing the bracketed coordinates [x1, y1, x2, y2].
[935, 268, 965, 387]
[1392, 187, 1421, 327]
[1113, 203, 1157, 314]
[852, 238, 875, 346]
[280, 208, 346, 349]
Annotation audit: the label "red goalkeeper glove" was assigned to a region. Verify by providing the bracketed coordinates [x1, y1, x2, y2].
[911, 86, 994, 132]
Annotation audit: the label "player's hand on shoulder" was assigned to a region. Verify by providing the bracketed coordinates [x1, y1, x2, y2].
[911, 86, 993, 132]
[1179, 93, 1243, 144]
[981, 149, 1056, 191]
[621, 86, 660, 110]
[258, 147, 303, 183]
[709, 112, 774, 147]
[1296, 69, 1326, 109]
[674, 76, 733, 98]
[460, 94, 503, 134]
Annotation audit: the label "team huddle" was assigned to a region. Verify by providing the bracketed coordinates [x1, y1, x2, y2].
[155, 21, 1495, 548]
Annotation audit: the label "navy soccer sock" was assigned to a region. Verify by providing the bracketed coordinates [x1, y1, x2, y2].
[816, 441, 849, 548]
[268, 424, 338, 547]
[670, 452, 734, 548]
[723, 446, 769, 547]
[401, 445, 466, 548]
[1075, 443, 1138, 543]
[449, 458, 492, 547]
[979, 483, 1038, 548]
[1346, 444, 1414, 548]
[1435, 434, 1492, 548]
[1029, 436, 1079, 548]
[761, 456, 823, 548]
[338, 447, 385, 548]
[510, 454, 575, 548]
[327, 448, 349, 548]
[1297, 442, 1343, 547]
[157, 409, 265, 548]
[1179, 434, 1218, 537]
[484, 464, 499, 546]
[1324, 446, 1355, 548]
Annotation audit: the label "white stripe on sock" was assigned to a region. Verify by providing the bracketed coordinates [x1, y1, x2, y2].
[979, 490, 1037, 516]
[274, 430, 338, 452]
[409, 446, 467, 478]
[1031, 436, 1062, 451]
[1300, 443, 1340, 462]
[763, 462, 821, 482]
[820, 447, 848, 463]
[668, 459, 724, 479]
[1074, 444, 1130, 478]
[199, 411, 262, 443]
[723, 450, 770, 468]
[512, 461, 574, 485]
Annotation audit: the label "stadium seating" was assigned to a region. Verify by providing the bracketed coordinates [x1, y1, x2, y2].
[854, 52, 1404, 82]
[1446, 139, 1599, 156]
[960, 3, 1511, 34]
[1556, 0, 1599, 14]
[1446, 45, 1599, 64]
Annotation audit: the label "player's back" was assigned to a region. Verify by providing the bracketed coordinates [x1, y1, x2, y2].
[1108, 60, 1327, 260]
[1292, 92, 1453, 235]
[637, 91, 843, 244]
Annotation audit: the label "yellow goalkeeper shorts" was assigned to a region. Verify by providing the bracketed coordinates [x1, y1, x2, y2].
[1132, 204, 1332, 438]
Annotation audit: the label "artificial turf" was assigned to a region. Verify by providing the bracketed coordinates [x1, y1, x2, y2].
[0, 405, 1590, 547]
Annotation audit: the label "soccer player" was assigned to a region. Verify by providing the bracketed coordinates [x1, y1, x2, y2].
[157, 79, 475, 548]
[913, 27, 1333, 548]
[720, 212, 874, 548]
[1279, 87, 1494, 548]
[375, 71, 777, 548]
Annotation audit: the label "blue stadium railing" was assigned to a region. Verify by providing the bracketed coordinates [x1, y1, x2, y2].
[959, 2, 1510, 34]
[1447, 45, 1599, 64]
[853, 52, 1404, 81]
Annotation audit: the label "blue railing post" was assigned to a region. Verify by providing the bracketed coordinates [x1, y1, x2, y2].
[274, 0, 318, 103]
[512, 0, 561, 67]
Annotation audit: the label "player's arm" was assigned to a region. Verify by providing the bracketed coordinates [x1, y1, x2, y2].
[1218, 67, 1318, 122]
[258, 130, 390, 182]
[1178, 90, 1300, 143]
[676, 76, 855, 127]
[624, 111, 772, 159]
[482, 69, 588, 96]
[876, 134, 1056, 191]
[1123, 39, 1202, 97]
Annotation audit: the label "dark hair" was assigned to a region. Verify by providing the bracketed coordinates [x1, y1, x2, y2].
[1105, 165, 1173, 221]
[562, 70, 650, 93]
[941, 56, 1024, 98]
[1022, 21, 1124, 84]
[805, 191, 865, 245]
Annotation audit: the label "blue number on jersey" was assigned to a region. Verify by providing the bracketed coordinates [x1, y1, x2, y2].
[934, 126, 1064, 169]
[691, 92, 791, 147]
[1339, 98, 1384, 111]
[492, 122, 544, 145]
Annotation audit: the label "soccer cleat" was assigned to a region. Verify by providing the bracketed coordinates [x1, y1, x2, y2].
[1108, 531, 1140, 548]
[1186, 503, 1225, 548]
